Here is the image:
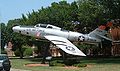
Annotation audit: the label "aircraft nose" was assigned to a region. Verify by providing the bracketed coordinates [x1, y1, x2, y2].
[12, 26, 20, 32]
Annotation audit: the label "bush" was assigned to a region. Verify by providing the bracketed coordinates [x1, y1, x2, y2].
[64, 59, 78, 66]
[23, 47, 33, 56]
[14, 47, 26, 56]
[14, 49, 20, 56]
[50, 60, 87, 67]
[14, 45, 32, 57]
[50, 60, 65, 66]
[76, 44, 91, 49]
[73, 63, 87, 67]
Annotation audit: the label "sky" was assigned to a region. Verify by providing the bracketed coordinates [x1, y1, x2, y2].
[0, 0, 75, 24]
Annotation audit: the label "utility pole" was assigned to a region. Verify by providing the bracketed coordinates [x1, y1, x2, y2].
[0, 32, 1, 54]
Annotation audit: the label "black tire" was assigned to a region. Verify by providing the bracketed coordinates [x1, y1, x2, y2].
[4, 67, 10, 71]
[4, 69, 10, 71]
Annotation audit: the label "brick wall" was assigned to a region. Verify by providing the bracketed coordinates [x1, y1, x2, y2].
[110, 27, 120, 56]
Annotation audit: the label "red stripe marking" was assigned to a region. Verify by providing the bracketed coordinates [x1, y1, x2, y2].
[36, 32, 40, 38]
[99, 25, 106, 30]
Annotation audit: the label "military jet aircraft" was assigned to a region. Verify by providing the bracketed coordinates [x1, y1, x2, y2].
[12, 21, 113, 56]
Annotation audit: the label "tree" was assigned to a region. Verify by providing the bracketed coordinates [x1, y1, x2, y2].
[77, 0, 106, 33]
[6, 19, 29, 58]
[0, 23, 7, 49]
[99, 0, 120, 19]
[21, 14, 27, 24]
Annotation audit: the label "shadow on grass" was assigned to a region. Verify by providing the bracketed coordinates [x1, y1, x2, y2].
[80, 56, 120, 64]
[9, 56, 120, 64]
[9, 56, 43, 63]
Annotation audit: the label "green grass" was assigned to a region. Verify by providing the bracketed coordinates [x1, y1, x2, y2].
[10, 57, 120, 71]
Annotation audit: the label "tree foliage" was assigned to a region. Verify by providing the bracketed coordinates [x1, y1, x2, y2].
[99, 0, 120, 19]
[0, 23, 7, 49]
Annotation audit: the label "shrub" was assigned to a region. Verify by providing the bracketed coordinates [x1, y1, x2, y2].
[14, 49, 20, 56]
[76, 44, 91, 49]
[14, 47, 26, 56]
[64, 59, 78, 66]
[50, 60, 65, 66]
[14, 45, 32, 57]
[73, 63, 87, 67]
[23, 47, 33, 56]
[22, 45, 33, 56]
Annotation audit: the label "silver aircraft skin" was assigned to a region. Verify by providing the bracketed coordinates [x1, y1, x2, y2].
[12, 22, 113, 56]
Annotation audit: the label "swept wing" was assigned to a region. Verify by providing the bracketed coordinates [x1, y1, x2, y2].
[45, 35, 86, 56]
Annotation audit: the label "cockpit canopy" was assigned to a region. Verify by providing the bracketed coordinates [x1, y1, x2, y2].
[34, 24, 61, 30]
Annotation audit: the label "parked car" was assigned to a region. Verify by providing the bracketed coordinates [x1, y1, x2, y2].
[0, 54, 11, 71]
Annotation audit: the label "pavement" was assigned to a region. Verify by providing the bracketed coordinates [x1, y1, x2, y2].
[11, 68, 31, 71]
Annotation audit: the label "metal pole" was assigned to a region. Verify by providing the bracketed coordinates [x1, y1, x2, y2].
[0, 36, 1, 54]
[0, 9, 1, 54]
[0, 27, 1, 54]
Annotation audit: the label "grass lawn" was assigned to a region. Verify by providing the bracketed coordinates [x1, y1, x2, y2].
[10, 57, 120, 71]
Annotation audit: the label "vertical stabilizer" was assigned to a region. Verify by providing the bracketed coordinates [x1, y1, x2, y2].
[88, 21, 113, 39]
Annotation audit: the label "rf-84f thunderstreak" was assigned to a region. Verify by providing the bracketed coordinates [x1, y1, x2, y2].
[12, 21, 113, 56]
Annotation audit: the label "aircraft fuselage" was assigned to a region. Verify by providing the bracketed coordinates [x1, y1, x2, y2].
[12, 25, 101, 43]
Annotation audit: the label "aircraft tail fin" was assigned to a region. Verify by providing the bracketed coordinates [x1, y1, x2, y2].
[88, 21, 113, 40]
